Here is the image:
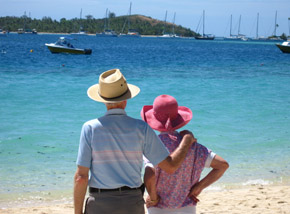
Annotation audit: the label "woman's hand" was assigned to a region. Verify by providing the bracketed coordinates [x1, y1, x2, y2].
[188, 183, 202, 203]
[145, 195, 160, 208]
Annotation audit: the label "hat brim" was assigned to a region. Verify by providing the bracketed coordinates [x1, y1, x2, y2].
[141, 105, 192, 132]
[88, 83, 140, 103]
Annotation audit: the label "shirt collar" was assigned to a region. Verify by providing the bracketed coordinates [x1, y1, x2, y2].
[160, 131, 178, 135]
[105, 108, 127, 116]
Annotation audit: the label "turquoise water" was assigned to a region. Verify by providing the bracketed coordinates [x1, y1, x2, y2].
[1, 34, 290, 205]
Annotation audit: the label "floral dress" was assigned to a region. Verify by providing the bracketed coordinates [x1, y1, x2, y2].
[145, 131, 213, 210]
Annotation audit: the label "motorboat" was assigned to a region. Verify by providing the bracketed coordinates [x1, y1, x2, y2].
[45, 37, 92, 55]
[276, 41, 290, 53]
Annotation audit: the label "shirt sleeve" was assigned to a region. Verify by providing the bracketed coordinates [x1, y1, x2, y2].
[143, 156, 154, 168]
[143, 124, 169, 166]
[204, 151, 216, 168]
[76, 123, 92, 168]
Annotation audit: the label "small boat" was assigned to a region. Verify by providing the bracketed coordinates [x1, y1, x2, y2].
[45, 37, 92, 54]
[0, 29, 7, 37]
[96, 29, 118, 37]
[119, 29, 140, 37]
[195, 34, 215, 40]
[17, 28, 24, 34]
[276, 41, 290, 53]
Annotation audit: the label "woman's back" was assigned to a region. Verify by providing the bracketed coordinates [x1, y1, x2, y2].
[155, 132, 211, 209]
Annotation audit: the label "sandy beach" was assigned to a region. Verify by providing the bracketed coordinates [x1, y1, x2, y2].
[1, 185, 289, 214]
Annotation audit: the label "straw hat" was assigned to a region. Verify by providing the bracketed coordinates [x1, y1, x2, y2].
[87, 69, 140, 103]
[141, 95, 192, 132]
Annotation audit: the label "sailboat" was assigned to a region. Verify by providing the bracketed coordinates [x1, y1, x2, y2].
[96, 8, 118, 37]
[159, 11, 179, 38]
[224, 15, 247, 41]
[194, 10, 214, 40]
[249, 13, 268, 41]
[267, 11, 283, 42]
[71, 9, 88, 36]
[119, 2, 140, 37]
[159, 10, 170, 37]
[17, 12, 37, 34]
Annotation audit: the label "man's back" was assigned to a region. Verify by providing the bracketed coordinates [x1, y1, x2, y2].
[77, 108, 169, 189]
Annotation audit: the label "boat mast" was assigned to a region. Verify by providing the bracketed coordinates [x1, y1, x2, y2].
[238, 15, 241, 36]
[274, 10, 277, 36]
[107, 9, 111, 30]
[172, 12, 176, 35]
[128, 2, 132, 30]
[288, 17, 290, 36]
[256, 13, 259, 39]
[203, 10, 205, 36]
[23, 11, 27, 31]
[230, 14, 232, 37]
[80, 8, 83, 32]
[104, 8, 108, 30]
[163, 10, 167, 34]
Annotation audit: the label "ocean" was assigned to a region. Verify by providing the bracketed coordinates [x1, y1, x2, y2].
[0, 34, 290, 207]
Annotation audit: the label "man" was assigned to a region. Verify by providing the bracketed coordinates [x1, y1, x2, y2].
[74, 69, 196, 214]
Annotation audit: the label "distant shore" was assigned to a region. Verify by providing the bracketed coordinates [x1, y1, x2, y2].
[6, 31, 162, 37]
[1, 184, 289, 214]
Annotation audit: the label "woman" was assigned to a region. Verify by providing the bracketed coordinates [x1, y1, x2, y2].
[141, 94, 229, 214]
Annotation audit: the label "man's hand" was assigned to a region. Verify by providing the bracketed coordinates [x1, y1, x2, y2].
[179, 130, 197, 146]
[158, 130, 197, 174]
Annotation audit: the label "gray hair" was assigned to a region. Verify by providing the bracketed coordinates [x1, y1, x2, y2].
[105, 102, 122, 108]
[105, 101, 127, 109]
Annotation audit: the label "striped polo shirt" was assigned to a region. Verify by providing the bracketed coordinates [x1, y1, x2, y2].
[76, 108, 169, 189]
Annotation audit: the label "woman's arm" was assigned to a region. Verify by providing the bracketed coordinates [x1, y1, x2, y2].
[189, 154, 229, 199]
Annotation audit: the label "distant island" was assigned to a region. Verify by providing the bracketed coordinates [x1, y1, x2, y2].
[0, 14, 197, 37]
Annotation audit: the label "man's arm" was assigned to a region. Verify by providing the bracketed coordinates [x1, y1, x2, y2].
[74, 165, 89, 214]
[143, 166, 160, 207]
[189, 154, 229, 199]
[158, 130, 196, 174]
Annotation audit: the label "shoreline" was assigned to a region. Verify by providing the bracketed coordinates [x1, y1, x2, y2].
[1, 184, 289, 213]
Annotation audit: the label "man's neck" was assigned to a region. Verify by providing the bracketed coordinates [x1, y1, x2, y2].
[105, 100, 127, 110]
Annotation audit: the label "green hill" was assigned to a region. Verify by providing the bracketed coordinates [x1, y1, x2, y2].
[0, 14, 197, 37]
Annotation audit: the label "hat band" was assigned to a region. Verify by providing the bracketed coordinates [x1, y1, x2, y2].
[98, 88, 129, 100]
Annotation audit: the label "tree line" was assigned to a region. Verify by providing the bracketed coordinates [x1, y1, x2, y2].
[0, 14, 197, 37]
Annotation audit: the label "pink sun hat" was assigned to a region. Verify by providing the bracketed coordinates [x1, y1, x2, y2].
[141, 95, 192, 132]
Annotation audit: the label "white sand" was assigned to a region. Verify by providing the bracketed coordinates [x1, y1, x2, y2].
[0, 185, 289, 214]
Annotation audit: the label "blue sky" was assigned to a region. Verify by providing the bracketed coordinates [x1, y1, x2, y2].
[0, 0, 289, 37]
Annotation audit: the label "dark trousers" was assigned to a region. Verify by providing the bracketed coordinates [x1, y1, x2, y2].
[85, 189, 145, 214]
